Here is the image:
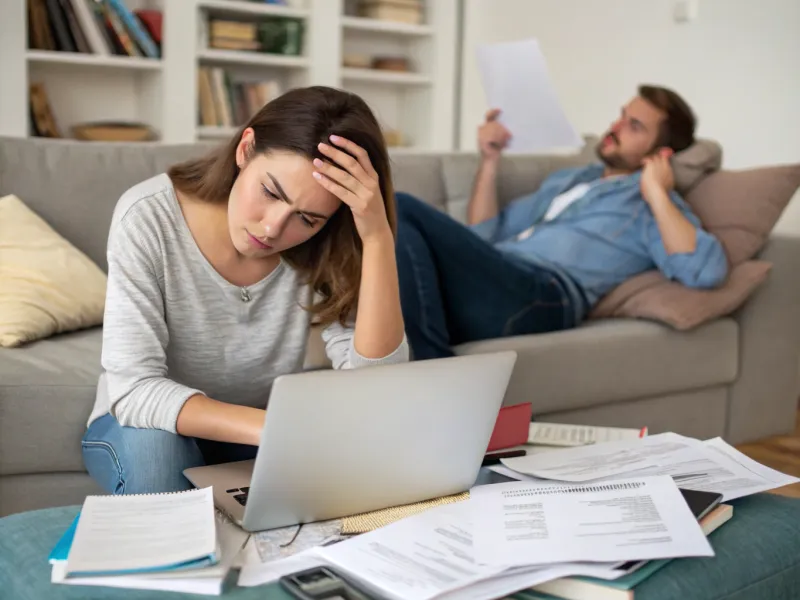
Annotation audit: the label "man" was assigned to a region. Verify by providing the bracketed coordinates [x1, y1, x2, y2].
[394, 85, 728, 360]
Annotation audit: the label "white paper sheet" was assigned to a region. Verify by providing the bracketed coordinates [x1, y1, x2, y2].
[502, 432, 703, 482]
[470, 476, 713, 568]
[65, 487, 218, 576]
[627, 437, 800, 501]
[489, 464, 545, 481]
[476, 38, 582, 153]
[700, 437, 799, 499]
[313, 501, 625, 600]
[516, 433, 800, 502]
[528, 422, 647, 447]
[238, 551, 329, 588]
[315, 503, 507, 600]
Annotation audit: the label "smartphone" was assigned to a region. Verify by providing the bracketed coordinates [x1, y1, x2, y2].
[279, 566, 379, 600]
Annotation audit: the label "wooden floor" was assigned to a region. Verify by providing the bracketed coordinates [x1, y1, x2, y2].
[736, 407, 800, 498]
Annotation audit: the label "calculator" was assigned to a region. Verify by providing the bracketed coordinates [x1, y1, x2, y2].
[279, 566, 379, 600]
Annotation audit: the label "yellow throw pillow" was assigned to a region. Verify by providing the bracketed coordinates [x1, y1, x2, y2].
[0, 194, 107, 347]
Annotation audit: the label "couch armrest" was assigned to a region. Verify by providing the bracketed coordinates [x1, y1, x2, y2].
[727, 234, 800, 443]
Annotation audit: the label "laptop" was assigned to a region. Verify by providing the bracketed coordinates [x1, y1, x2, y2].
[184, 351, 517, 532]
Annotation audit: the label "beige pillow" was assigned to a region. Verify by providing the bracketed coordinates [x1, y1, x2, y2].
[591, 261, 773, 330]
[0, 195, 107, 347]
[671, 138, 723, 195]
[591, 162, 800, 329]
[684, 165, 800, 265]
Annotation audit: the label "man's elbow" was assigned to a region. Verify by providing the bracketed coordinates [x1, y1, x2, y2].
[677, 253, 729, 290]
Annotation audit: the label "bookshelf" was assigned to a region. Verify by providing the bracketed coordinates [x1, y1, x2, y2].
[26, 50, 163, 70]
[0, 0, 459, 152]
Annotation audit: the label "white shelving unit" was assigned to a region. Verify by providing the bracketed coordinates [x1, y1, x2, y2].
[26, 50, 163, 71]
[197, 48, 309, 68]
[0, 0, 459, 152]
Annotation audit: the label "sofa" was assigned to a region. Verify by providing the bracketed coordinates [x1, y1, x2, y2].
[1, 135, 799, 518]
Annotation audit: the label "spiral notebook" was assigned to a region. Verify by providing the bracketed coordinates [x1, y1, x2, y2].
[54, 487, 219, 578]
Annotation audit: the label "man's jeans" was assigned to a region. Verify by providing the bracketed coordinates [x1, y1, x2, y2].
[82, 413, 258, 495]
[395, 192, 578, 360]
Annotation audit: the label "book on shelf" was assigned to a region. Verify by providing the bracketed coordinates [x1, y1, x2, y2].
[204, 16, 304, 56]
[27, 0, 160, 59]
[356, 0, 425, 25]
[198, 67, 283, 129]
[29, 83, 61, 138]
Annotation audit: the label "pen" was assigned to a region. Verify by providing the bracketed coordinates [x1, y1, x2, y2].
[481, 449, 527, 467]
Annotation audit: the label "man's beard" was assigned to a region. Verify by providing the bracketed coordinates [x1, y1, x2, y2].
[595, 134, 638, 171]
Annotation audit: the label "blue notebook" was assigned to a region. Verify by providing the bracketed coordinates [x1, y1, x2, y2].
[48, 514, 80, 564]
[49, 487, 219, 578]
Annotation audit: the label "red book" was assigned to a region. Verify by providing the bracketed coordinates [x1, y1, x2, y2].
[134, 9, 162, 44]
[486, 402, 532, 452]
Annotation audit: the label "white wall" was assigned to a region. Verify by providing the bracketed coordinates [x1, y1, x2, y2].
[459, 0, 800, 172]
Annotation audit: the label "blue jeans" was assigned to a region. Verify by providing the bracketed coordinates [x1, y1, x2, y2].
[395, 192, 578, 360]
[81, 413, 258, 495]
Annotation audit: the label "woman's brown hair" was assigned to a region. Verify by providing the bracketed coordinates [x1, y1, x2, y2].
[168, 86, 395, 326]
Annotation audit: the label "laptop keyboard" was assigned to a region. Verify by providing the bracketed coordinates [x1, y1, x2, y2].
[226, 486, 250, 506]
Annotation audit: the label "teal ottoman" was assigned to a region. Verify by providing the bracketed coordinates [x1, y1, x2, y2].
[1, 494, 799, 600]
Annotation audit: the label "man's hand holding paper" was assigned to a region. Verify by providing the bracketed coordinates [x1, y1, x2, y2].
[476, 38, 582, 153]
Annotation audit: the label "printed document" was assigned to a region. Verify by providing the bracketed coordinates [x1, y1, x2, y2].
[528, 422, 647, 447]
[598, 437, 800, 501]
[314, 502, 621, 600]
[476, 38, 582, 153]
[502, 432, 702, 482]
[470, 476, 713, 568]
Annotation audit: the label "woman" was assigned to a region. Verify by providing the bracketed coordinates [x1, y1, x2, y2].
[82, 86, 409, 495]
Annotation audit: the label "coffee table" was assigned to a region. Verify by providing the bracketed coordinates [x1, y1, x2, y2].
[2, 493, 799, 599]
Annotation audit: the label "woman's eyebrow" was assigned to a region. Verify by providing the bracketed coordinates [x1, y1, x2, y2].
[267, 172, 331, 220]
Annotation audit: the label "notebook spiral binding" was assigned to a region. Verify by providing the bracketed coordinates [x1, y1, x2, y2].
[502, 481, 645, 498]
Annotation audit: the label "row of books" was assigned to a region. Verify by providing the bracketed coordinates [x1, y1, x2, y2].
[203, 16, 304, 55]
[198, 67, 283, 128]
[28, 0, 161, 58]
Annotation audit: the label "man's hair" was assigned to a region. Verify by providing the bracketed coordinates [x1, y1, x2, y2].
[638, 85, 696, 153]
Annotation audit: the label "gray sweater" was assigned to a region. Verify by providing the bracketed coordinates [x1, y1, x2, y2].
[88, 174, 409, 432]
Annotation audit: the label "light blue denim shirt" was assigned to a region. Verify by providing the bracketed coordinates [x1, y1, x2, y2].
[470, 164, 729, 321]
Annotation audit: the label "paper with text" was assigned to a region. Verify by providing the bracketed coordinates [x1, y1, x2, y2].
[314, 502, 622, 600]
[600, 437, 800, 501]
[700, 437, 799, 499]
[502, 432, 703, 482]
[528, 422, 646, 447]
[476, 38, 582, 153]
[470, 476, 713, 568]
[65, 487, 217, 576]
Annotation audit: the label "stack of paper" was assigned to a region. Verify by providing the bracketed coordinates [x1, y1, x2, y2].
[49, 487, 248, 596]
[499, 432, 800, 502]
[238, 432, 798, 600]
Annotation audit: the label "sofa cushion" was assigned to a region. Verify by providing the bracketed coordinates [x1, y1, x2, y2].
[591, 163, 800, 329]
[0, 137, 216, 271]
[670, 138, 723, 195]
[0, 328, 102, 476]
[684, 164, 800, 266]
[387, 154, 447, 212]
[0, 195, 107, 348]
[590, 260, 773, 330]
[453, 318, 738, 414]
